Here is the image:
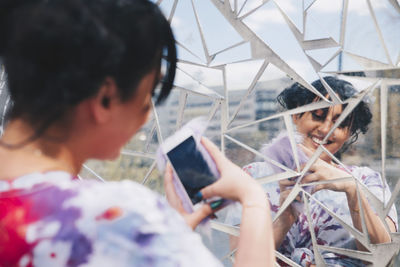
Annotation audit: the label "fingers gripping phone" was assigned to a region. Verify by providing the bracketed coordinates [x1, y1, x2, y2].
[162, 128, 220, 206]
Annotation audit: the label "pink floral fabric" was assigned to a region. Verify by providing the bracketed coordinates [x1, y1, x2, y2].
[0, 171, 222, 267]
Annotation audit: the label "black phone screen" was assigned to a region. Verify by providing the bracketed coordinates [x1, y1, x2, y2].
[167, 136, 217, 204]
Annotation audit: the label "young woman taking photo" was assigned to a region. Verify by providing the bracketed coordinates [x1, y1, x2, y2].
[0, 0, 274, 266]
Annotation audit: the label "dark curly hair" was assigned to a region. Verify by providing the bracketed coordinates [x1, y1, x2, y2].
[0, 0, 176, 147]
[277, 76, 372, 155]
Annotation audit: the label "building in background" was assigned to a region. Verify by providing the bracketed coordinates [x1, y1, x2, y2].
[368, 84, 400, 159]
[159, 85, 257, 139]
[159, 77, 293, 140]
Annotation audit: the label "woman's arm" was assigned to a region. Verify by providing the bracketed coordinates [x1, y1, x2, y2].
[228, 176, 298, 252]
[232, 185, 275, 266]
[166, 138, 275, 266]
[186, 184, 275, 267]
[303, 158, 395, 249]
[346, 185, 395, 248]
[228, 193, 295, 251]
[272, 179, 299, 248]
[200, 138, 275, 267]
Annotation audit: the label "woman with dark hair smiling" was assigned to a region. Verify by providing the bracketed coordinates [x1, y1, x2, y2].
[0, 0, 274, 266]
[226, 77, 397, 266]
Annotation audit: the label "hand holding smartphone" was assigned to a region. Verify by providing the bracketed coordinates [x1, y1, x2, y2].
[161, 127, 222, 207]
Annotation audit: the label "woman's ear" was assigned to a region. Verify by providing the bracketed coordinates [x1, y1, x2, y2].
[89, 77, 119, 124]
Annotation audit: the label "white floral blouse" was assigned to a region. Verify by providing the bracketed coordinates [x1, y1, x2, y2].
[225, 162, 397, 266]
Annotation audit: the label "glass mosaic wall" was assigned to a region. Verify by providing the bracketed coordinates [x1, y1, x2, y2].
[1, 0, 400, 266]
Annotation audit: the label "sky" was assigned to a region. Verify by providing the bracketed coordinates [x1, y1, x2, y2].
[155, 0, 400, 91]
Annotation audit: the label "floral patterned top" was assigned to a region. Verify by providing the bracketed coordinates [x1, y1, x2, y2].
[225, 162, 398, 267]
[0, 171, 222, 267]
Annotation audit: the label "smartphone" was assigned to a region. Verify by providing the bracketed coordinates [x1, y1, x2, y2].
[162, 128, 219, 205]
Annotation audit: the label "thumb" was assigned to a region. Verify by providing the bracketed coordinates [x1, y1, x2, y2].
[186, 204, 213, 229]
[199, 180, 220, 200]
[201, 137, 227, 170]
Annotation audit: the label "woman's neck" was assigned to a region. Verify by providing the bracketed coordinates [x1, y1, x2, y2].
[0, 119, 83, 179]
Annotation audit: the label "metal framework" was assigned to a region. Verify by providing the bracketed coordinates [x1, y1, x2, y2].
[1, 0, 400, 266]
